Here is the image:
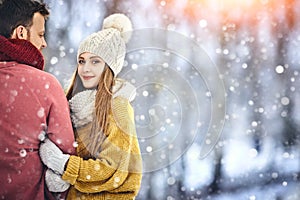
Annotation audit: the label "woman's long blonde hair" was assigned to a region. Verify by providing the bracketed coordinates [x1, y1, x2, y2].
[66, 64, 114, 158]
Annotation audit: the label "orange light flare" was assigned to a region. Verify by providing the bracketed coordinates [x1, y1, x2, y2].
[218, 0, 260, 10]
[208, 0, 264, 21]
[184, 0, 280, 23]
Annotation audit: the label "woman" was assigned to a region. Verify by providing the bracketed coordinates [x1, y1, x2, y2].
[39, 13, 142, 199]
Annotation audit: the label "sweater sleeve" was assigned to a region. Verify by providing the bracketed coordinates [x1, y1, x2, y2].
[62, 97, 142, 194]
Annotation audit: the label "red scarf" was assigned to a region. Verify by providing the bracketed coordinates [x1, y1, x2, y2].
[0, 35, 44, 70]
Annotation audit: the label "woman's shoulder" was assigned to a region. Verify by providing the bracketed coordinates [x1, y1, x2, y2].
[112, 79, 136, 102]
[111, 96, 135, 134]
[111, 96, 134, 119]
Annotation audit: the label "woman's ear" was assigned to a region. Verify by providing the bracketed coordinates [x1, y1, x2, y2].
[11, 25, 28, 40]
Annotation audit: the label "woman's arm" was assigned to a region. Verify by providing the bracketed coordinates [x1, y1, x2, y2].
[62, 97, 142, 193]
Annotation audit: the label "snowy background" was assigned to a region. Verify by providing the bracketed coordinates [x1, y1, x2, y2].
[42, 0, 300, 199]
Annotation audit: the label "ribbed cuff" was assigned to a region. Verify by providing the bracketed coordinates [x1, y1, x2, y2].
[62, 155, 81, 185]
[58, 154, 70, 174]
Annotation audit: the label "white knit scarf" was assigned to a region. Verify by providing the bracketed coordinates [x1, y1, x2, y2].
[69, 90, 96, 128]
[69, 80, 136, 128]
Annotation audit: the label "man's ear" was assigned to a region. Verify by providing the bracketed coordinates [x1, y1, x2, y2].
[11, 25, 28, 39]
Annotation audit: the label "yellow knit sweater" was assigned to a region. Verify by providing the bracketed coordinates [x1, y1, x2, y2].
[62, 97, 142, 200]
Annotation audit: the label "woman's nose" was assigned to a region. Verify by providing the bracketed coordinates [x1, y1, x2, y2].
[82, 63, 91, 72]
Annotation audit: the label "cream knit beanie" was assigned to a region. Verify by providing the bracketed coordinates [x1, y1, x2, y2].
[77, 13, 132, 76]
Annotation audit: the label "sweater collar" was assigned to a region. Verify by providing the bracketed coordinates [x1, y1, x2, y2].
[0, 35, 44, 70]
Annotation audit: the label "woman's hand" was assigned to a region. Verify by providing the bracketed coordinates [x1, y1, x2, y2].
[39, 138, 70, 175]
[45, 169, 70, 192]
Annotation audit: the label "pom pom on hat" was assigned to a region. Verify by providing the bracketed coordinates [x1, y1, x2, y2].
[77, 13, 132, 76]
[102, 13, 132, 43]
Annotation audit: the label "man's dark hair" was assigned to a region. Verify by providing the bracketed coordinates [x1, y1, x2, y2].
[0, 0, 49, 38]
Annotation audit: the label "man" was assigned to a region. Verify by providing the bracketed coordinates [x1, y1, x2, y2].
[0, 0, 75, 199]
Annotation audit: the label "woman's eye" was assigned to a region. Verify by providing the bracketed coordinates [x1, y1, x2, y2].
[78, 60, 85, 65]
[92, 60, 101, 64]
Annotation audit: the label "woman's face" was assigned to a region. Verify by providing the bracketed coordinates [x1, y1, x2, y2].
[78, 52, 105, 89]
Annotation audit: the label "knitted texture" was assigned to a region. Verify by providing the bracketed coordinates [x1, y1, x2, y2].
[45, 169, 70, 192]
[113, 79, 136, 102]
[62, 97, 142, 200]
[39, 138, 71, 175]
[77, 13, 132, 76]
[69, 80, 136, 128]
[102, 13, 133, 43]
[69, 90, 96, 128]
[0, 35, 44, 70]
[77, 29, 124, 76]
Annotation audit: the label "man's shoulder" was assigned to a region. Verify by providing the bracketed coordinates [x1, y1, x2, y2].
[0, 61, 62, 91]
[3, 61, 58, 81]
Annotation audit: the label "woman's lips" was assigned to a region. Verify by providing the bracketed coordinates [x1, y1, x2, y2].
[82, 76, 94, 80]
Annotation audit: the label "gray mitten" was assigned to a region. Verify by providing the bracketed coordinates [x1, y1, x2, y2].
[39, 138, 70, 175]
[45, 169, 70, 192]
